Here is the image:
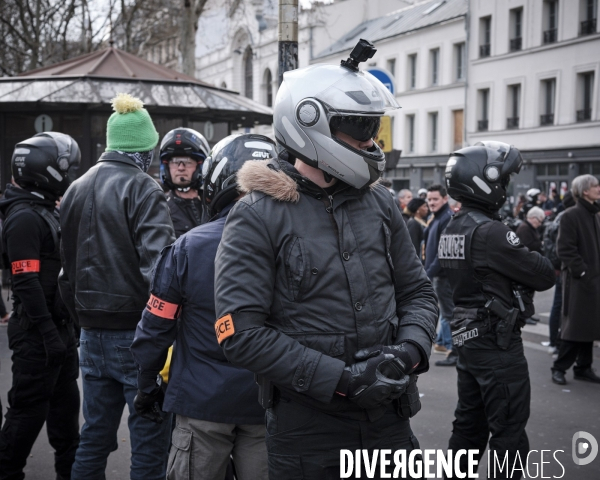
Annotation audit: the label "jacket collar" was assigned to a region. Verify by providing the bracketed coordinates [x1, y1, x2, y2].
[237, 156, 378, 204]
[576, 198, 600, 215]
[97, 151, 140, 169]
[433, 202, 451, 218]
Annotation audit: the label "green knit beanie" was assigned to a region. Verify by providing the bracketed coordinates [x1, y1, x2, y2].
[105, 93, 159, 152]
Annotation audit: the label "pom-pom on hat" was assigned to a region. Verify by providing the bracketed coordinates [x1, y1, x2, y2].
[106, 93, 159, 153]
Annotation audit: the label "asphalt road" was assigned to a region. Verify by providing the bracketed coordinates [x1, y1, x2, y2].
[1, 286, 599, 479]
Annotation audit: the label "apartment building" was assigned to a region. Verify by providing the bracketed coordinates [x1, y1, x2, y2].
[193, 0, 599, 195]
[467, 0, 600, 196]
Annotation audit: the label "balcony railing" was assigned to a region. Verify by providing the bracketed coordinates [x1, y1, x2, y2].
[509, 37, 522, 52]
[580, 19, 597, 36]
[477, 120, 489, 131]
[479, 44, 491, 58]
[543, 29, 557, 44]
[506, 117, 520, 129]
[540, 113, 554, 125]
[576, 108, 592, 121]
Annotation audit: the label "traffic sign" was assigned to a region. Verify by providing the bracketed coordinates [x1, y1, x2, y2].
[34, 114, 53, 133]
[367, 67, 396, 95]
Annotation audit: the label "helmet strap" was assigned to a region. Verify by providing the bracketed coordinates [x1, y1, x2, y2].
[176, 186, 192, 193]
[323, 171, 333, 183]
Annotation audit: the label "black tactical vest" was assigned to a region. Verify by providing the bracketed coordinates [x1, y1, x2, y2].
[439, 210, 492, 309]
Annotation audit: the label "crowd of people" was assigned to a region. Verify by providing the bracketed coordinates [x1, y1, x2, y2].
[0, 42, 598, 480]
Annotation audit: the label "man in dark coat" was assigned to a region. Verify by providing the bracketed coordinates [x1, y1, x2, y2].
[515, 206, 544, 254]
[552, 174, 600, 385]
[214, 57, 438, 478]
[423, 184, 455, 361]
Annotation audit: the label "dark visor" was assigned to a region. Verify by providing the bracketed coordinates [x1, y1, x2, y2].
[330, 115, 381, 142]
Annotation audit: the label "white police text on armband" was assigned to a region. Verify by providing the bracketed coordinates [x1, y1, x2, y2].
[438, 234, 466, 260]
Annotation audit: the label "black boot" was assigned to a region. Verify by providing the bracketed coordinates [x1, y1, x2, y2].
[573, 367, 600, 384]
[551, 369, 566, 385]
[435, 349, 458, 367]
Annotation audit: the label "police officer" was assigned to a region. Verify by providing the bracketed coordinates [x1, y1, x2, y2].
[159, 128, 210, 236]
[438, 142, 555, 478]
[214, 40, 438, 479]
[131, 134, 276, 480]
[0, 132, 81, 480]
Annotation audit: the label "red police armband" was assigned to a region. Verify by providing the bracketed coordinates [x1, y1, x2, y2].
[11, 260, 40, 275]
[215, 314, 235, 344]
[145, 294, 181, 320]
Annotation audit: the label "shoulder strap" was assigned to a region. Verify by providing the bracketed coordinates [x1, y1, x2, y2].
[33, 205, 60, 255]
[467, 211, 493, 225]
[4, 202, 60, 255]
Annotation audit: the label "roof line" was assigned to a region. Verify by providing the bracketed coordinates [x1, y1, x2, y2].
[315, 13, 466, 60]
[87, 49, 112, 75]
[0, 74, 242, 95]
[33, 50, 104, 76]
[113, 49, 136, 78]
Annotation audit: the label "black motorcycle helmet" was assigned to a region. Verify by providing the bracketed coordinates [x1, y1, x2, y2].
[202, 133, 276, 217]
[444, 141, 523, 210]
[11, 132, 81, 199]
[159, 128, 210, 191]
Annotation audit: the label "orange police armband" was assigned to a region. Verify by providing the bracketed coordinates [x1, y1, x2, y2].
[12, 260, 40, 275]
[145, 294, 181, 320]
[215, 314, 235, 344]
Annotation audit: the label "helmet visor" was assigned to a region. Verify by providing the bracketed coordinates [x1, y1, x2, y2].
[330, 115, 381, 142]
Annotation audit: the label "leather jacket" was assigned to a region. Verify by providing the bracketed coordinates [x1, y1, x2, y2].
[59, 151, 175, 329]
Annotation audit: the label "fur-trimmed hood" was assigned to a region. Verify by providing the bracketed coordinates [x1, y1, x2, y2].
[237, 159, 300, 203]
[236, 158, 381, 203]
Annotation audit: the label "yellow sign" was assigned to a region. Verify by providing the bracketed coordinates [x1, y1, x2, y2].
[375, 116, 392, 153]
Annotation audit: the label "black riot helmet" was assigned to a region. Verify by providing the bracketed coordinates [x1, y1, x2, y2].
[159, 128, 210, 191]
[11, 132, 81, 199]
[202, 133, 276, 217]
[444, 141, 523, 210]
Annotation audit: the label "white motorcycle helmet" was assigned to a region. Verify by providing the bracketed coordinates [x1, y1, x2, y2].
[273, 40, 400, 189]
[526, 188, 541, 202]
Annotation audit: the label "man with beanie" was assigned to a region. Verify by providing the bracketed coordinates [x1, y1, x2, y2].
[59, 93, 175, 480]
[406, 197, 428, 258]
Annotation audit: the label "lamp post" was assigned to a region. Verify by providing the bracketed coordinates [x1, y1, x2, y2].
[278, 0, 298, 86]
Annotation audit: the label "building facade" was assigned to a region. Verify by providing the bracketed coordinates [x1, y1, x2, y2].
[467, 0, 600, 199]
[193, 0, 599, 199]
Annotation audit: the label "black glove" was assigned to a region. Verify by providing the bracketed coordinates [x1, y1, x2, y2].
[37, 319, 67, 367]
[354, 343, 422, 374]
[134, 386, 165, 424]
[340, 352, 410, 410]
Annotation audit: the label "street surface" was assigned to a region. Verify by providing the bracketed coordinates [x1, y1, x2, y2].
[1, 286, 598, 479]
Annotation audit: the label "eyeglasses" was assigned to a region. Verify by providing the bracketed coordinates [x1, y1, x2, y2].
[168, 158, 197, 167]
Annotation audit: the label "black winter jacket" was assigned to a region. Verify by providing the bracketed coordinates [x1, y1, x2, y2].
[59, 151, 175, 329]
[166, 190, 204, 238]
[0, 185, 61, 325]
[423, 202, 452, 279]
[215, 158, 438, 418]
